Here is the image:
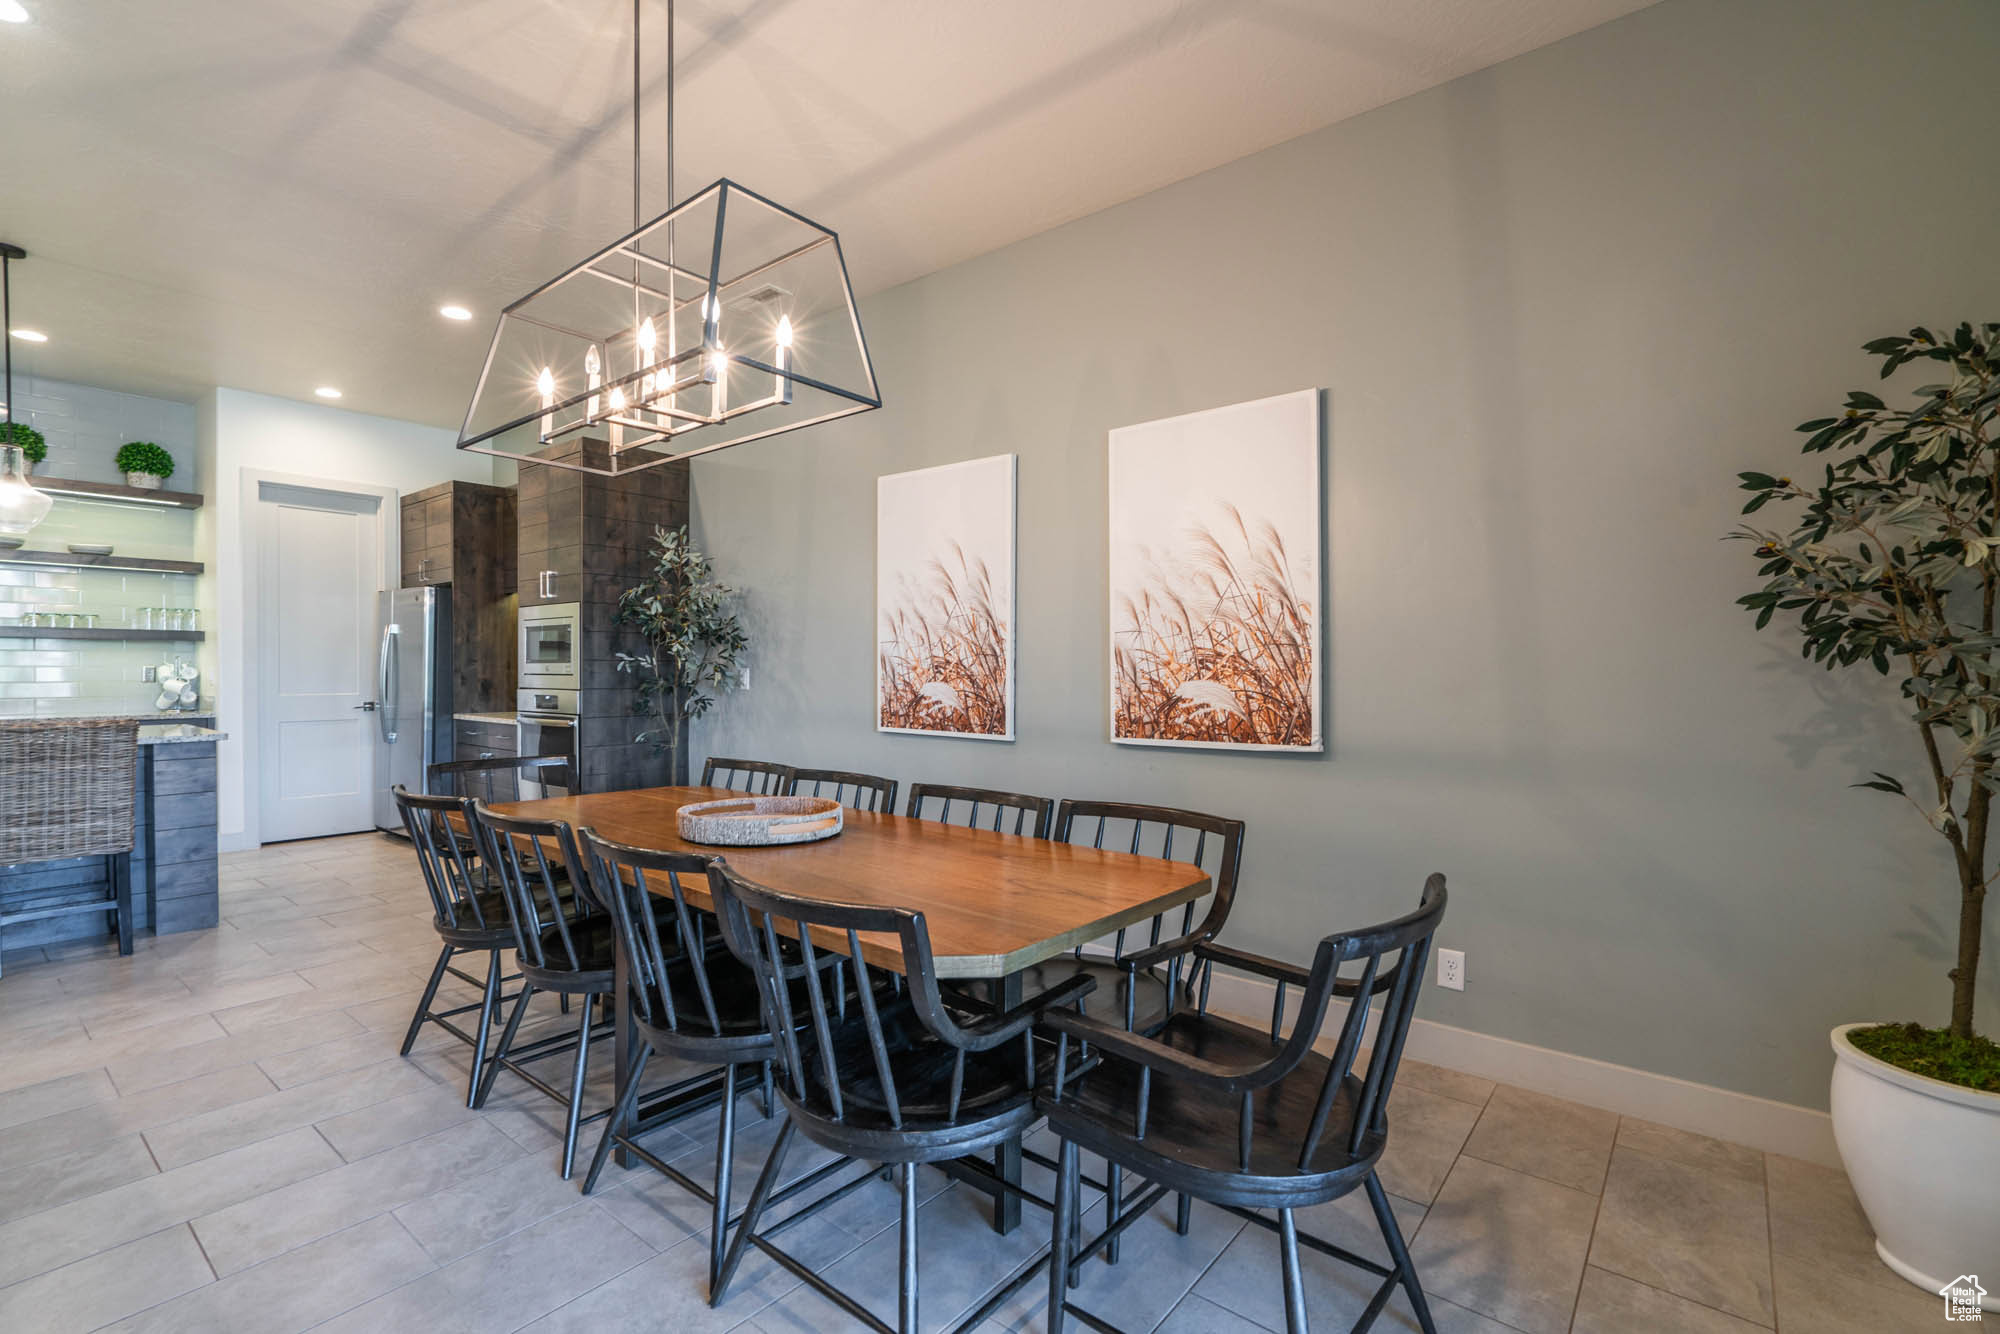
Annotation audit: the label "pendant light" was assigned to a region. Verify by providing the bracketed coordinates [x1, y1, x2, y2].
[0, 242, 53, 550]
[458, 0, 879, 478]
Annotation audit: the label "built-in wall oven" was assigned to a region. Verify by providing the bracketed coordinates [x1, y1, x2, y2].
[518, 602, 581, 799]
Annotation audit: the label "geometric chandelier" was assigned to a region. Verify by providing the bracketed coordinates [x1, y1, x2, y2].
[456, 4, 879, 478]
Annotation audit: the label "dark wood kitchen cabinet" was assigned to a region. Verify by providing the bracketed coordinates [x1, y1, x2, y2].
[515, 440, 685, 610]
[516, 436, 689, 791]
[401, 480, 516, 594]
[399, 479, 519, 713]
[454, 718, 519, 764]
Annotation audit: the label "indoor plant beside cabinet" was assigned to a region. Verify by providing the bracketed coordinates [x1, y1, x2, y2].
[615, 525, 747, 786]
[1734, 323, 1999, 1308]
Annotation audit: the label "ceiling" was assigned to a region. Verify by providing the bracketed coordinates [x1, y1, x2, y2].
[0, 0, 1653, 428]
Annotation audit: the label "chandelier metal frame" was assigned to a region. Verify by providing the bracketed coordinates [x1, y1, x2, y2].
[455, 0, 879, 477]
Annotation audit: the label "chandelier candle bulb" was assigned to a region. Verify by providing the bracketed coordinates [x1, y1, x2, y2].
[536, 367, 555, 440]
[607, 385, 626, 449]
[637, 318, 657, 407]
[776, 316, 793, 405]
[710, 350, 728, 418]
[585, 344, 601, 419]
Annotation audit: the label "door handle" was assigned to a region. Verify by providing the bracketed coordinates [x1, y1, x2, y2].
[354, 701, 379, 711]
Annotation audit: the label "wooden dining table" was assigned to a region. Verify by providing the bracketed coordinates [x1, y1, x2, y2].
[488, 784, 1213, 1233]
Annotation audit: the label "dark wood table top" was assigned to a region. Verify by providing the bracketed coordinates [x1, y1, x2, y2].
[488, 785, 1211, 979]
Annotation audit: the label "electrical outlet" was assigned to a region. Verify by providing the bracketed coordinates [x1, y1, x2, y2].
[739, 666, 751, 689]
[1437, 948, 1465, 992]
[140, 666, 157, 683]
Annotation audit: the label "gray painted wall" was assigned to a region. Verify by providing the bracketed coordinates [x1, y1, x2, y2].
[688, 0, 2000, 1109]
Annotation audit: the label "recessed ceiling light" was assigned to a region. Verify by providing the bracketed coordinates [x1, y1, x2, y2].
[8, 328, 47, 342]
[439, 305, 473, 322]
[0, 2, 29, 25]
[314, 386, 343, 400]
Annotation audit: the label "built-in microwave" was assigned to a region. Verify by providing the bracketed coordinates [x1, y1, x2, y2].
[518, 601, 580, 693]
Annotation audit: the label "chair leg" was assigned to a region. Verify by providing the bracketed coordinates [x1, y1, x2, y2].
[112, 853, 134, 955]
[709, 1061, 738, 1293]
[711, 1114, 796, 1306]
[1105, 1163, 1123, 1263]
[582, 1042, 650, 1195]
[474, 980, 536, 1108]
[559, 993, 595, 1179]
[465, 948, 503, 1108]
[898, 1160, 919, 1334]
[1046, 1138, 1077, 1334]
[403, 944, 453, 1057]
[1278, 1208, 1307, 1334]
[1367, 1171, 1438, 1334]
[759, 1059, 774, 1119]
[1176, 1191, 1192, 1236]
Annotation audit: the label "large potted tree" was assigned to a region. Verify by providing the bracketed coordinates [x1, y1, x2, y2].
[615, 524, 747, 786]
[1735, 323, 1999, 1306]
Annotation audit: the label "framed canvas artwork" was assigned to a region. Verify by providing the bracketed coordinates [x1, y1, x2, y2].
[1108, 389, 1323, 751]
[876, 453, 1017, 740]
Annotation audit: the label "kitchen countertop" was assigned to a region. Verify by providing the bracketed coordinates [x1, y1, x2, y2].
[454, 711, 518, 725]
[138, 724, 227, 745]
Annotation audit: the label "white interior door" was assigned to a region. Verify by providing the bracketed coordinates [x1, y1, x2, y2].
[257, 482, 382, 842]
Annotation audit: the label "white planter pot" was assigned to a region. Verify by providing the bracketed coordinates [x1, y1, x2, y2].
[1830, 1024, 2000, 1310]
[123, 471, 165, 490]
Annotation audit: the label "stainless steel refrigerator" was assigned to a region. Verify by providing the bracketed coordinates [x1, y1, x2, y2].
[372, 585, 453, 834]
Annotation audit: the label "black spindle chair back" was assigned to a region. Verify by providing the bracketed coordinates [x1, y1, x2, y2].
[471, 804, 597, 976]
[578, 831, 736, 1043]
[701, 756, 796, 795]
[708, 859, 1030, 1129]
[395, 785, 496, 933]
[788, 767, 898, 814]
[905, 782, 1052, 838]
[1055, 799, 1244, 995]
[429, 754, 571, 806]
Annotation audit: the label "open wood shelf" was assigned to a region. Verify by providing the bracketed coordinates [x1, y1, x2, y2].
[0, 549, 204, 575]
[0, 626, 205, 642]
[28, 476, 205, 509]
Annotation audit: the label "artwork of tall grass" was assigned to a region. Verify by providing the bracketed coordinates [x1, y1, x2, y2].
[877, 455, 1015, 739]
[1109, 390, 1322, 751]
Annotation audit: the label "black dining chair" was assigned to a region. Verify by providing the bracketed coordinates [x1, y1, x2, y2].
[393, 785, 529, 1106]
[788, 767, 898, 814]
[701, 756, 797, 795]
[1012, 804, 1242, 1264]
[576, 831, 812, 1294]
[467, 804, 618, 1178]
[1039, 875, 1449, 1334]
[904, 782, 1054, 838]
[705, 857, 1095, 1333]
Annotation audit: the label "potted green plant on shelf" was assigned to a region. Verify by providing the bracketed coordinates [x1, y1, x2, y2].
[2, 422, 45, 474]
[1733, 322, 1999, 1308]
[114, 441, 174, 491]
[615, 524, 747, 786]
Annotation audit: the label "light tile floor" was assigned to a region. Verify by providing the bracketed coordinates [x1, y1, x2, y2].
[0, 833, 1943, 1333]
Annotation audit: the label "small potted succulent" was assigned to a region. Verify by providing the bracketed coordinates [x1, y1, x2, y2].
[2, 422, 45, 475]
[114, 441, 175, 491]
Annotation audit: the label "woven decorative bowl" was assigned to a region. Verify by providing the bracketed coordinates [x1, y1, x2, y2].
[677, 795, 844, 847]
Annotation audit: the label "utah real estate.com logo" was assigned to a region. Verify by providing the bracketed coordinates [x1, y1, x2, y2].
[1941, 1275, 1987, 1323]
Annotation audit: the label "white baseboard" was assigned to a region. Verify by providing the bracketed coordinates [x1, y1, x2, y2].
[1193, 966, 1840, 1168]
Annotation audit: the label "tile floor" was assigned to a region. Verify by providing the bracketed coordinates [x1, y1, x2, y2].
[0, 833, 1944, 1333]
